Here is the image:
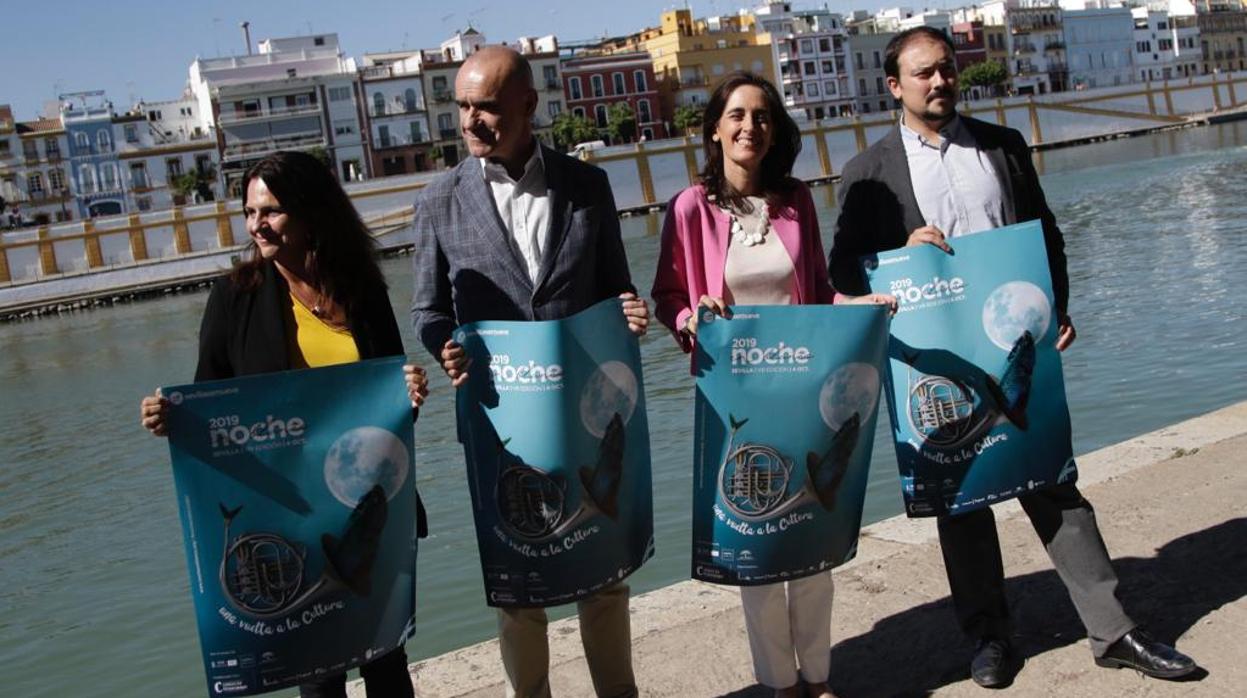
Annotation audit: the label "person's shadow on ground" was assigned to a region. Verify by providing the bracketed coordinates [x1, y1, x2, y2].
[718, 517, 1245, 697]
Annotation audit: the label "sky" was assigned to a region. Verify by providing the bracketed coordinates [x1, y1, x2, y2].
[0, 0, 914, 122]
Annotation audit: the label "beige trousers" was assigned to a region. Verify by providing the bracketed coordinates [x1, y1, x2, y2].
[739, 571, 834, 689]
[496, 582, 636, 698]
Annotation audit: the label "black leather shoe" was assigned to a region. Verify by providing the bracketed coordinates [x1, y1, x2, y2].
[971, 638, 1017, 688]
[1095, 629, 1196, 679]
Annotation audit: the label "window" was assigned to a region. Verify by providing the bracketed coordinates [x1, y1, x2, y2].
[862, 102, 872, 113]
[80, 164, 96, 193]
[135, 196, 152, 212]
[880, 99, 889, 111]
[328, 86, 352, 102]
[634, 70, 648, 92]
[594, 104, 608, 128]
[374, 92, 386, 116]
[569, 77, 583, 100]
[876, 77, 885, 94]
[804, 61, 816, 75]
[858, 77, 868, 95]
[808, 82, 820, 97]
[637, 99, 652, 123]
[130, 162, 148, 189]
[23, 140, 39, 160]
[855, 52, 864, 70]
[314, 36, 325, 46]
[573, 106, 586, 119]
[148, 109, 163, 121]
[410, 120, 424, 142]
[642, 127, 654, 140]
[591, 75, 605, 98]
[824, 80, 837, 95]
[548, 101, 562, 117]
[542, 65, 558, 88]
[873, 51, 882, 68]
[101, 164, 117, 190]
[124, 124, 139, 143]
[98, 130, 113, 151]
[166, 157, 183, 179]
[752, 60, 765, 72]
[28, 173, 43, 194]
[379, 125, 392, 147]
[286, 68, 297, 78]
[333, 118, 356, 136]
[712, 63, 725, 76]
[0, 139, 8, 156]
[437, 113, 453, 131]
[613, 72, 626, 95]
[49, 168, 65, 192]
[75, 132, 90, 150]
[404, 88, 418, 111]
[800, 39, 814, 54]
[819, 38, 831, 53]
[822, 60, 834, 73]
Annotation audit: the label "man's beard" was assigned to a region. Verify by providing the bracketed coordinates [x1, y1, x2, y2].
[921, 91, 957, 122]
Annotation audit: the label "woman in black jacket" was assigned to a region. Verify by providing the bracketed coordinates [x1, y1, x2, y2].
[140, 150, 426, 697]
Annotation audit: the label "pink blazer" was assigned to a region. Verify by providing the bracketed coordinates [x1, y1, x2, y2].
[651, 183, 841, 356]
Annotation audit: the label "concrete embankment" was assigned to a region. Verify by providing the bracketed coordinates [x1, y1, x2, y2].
[371, 401, 1247, 697]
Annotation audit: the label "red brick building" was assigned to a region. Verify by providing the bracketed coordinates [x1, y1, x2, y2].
[560, 53, 668, 144]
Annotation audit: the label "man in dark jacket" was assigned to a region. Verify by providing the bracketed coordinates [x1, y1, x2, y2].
[830, 27, 1197, 688]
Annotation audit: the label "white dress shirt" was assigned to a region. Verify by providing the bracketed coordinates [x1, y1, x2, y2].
[481, 142, 550, 283]
[900, 115, 1006, 238]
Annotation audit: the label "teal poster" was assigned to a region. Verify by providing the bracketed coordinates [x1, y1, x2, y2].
[863, 220, 1076, 517]
[163, 357, 417, 696]
[692, 304, 890, 585]
[455, 298, 654, 607]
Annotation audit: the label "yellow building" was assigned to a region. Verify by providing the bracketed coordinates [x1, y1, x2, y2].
[596, 10, 777, 125]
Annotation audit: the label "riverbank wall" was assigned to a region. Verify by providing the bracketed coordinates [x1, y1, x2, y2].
[372, 400, 1247, 697]
[3, 72, 1245, 320]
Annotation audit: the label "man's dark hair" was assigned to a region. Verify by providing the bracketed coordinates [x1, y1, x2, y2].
[884, 27, 957, 80]
[232, 150, 386, 319]
[699, 71, 801, 213]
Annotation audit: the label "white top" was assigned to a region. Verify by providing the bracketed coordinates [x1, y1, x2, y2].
[900, 115, 1007, 238]
[481, 142, 550, 283]
[722, 196, 795, 306]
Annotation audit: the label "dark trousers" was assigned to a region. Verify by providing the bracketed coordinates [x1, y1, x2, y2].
[937, 482, 1136, 656]
[298, 646, 413, 698]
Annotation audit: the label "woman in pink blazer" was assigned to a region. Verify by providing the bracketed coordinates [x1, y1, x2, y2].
[651, 72, 892, 698]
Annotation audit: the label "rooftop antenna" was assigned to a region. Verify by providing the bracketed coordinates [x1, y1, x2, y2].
[240, 21, 253, 55]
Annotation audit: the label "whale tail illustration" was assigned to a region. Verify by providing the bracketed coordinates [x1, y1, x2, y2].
[987, 330, 1035, 430]
[579, 413, 626, 520]
[806, 413, 861, 511]
[321, 485, 388, 598]
[219, 503, 244, 523]
[729, 414, 749, 432]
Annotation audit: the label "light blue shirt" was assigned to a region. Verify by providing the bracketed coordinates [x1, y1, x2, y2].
[900, 115, 1007, 238]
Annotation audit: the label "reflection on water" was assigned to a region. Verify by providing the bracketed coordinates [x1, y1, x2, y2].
[1, 124, 1245, 696]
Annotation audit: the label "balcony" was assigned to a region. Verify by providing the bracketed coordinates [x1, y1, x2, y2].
[24, 151, 40, 165]
[432, 89, 454, 103]
[218, 102, 322, 125]
[544, 78, 561, 91]
[46, 151, 62, 163]
[439, 128, 459, 140]
[1013, 42, 1037, 54]
[680, 75, 709, 87]
[375, 132, 428, 149]
[1044, 41, 1065, 51]
[372, 103, 425, 118]
[222, 134, 326, 160]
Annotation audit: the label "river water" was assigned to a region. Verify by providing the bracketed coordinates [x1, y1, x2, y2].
[2, 122, 1245, 697]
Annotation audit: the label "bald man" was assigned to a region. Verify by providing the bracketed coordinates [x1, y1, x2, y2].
[410, 47, 643, 698]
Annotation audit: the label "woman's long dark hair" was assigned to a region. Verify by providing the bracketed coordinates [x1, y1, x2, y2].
[699, 72, 802, 213]
[232, 151, 386, 320]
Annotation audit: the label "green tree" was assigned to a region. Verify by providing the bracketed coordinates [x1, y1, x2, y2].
[673, 104, 704, 134]
[171, 164, 218, 203]
[551, 112, 600, 150]
[605, 102, 637, 144]
[959, 60, 1009, 93]
[307, 146, 332, 167]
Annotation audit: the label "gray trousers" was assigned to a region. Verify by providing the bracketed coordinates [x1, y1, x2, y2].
[937, 482, 1136, 656]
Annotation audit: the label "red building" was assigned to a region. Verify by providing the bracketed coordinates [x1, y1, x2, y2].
[951, 21, 988, 71]
[560, 53, 668, 145]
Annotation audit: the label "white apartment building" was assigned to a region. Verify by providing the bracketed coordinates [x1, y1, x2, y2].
[360, 51, 434, 175]
[189, 33, 368, 194]
[754, 2, 854, 119]
[1062, 6, 1136, 89]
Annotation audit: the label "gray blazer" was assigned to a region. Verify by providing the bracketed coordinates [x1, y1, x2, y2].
[829, 116, 1069, 314]
[409, 144, 635, 358]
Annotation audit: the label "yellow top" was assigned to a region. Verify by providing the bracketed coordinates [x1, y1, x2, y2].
[288, 292, 360, 368]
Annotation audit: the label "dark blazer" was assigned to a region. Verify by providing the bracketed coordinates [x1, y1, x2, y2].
[409, 144, 636, 359]
[829, 116, 1069, 314]
[194, 261, 427, 536]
